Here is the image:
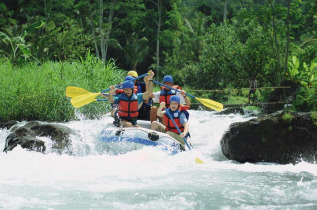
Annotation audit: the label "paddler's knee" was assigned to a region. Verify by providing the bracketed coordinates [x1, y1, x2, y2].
[151, 121, 159, 130]
[122, 120, 133, 127]
[150, 106, 158, 122]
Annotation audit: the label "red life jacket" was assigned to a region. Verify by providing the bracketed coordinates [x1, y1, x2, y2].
[159, 85, 181, 108]
[164, 105, 189, 134]
[115, 86, 138, 95]
[117, 93, 139, 118]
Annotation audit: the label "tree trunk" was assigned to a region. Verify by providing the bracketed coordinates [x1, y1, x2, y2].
[99, 0, 105, 63]
[104, 1, 115, 62]
[223, 0, 229, 23]
[89, 13, 100, 59]
[270, 1, 282, 84]
[284, 0, 291, 80]
[156, 0, 162, 81]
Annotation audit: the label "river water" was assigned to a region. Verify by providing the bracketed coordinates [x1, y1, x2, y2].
[0, 110, 316, 209]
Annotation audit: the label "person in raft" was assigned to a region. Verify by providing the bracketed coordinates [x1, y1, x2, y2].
[150, 75, 191, 124]
[109, 76, 138, 117]
[150, 95, 190, 146]
[127, 70, 153, 121]
[127, 70, 146, 93]
[108, 70, 154, 127]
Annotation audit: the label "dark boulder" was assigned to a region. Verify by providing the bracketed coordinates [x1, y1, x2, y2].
[216, 107, 245, 115]
[4, 121, 74, 153]
[0, 120, 18, 129]
[221, 111, 317, 164]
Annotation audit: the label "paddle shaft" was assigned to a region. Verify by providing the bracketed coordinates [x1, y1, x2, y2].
[101, 73, 148, 93]
[66, 72, 147, 97]
[153, 80, 196, 99]
[164, 109, 192, 150]
[153, 80, 223, 111]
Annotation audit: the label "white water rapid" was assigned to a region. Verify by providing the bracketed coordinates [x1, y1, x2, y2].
[0, 110, 316, 209]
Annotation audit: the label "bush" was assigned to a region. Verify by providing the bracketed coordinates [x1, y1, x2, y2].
[0, 57, 125, 121]
[282, 112, 294, 123]
[293, 86, 317, 112]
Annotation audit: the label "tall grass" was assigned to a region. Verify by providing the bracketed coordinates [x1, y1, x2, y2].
[0, 56, 125, 121]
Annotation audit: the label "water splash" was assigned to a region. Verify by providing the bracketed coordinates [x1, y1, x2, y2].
[0, 110, 316, 209]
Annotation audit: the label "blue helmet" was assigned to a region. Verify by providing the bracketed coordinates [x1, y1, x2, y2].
[163, 75, 173, 83]
[122, 81, 134, 89]
[124, 76, 134, 81]
[169, 95, 180, 104]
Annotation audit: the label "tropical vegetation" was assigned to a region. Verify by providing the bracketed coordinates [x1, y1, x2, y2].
[0, 0, 316, 121]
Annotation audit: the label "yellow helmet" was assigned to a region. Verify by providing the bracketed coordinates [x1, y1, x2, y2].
[127, 70, 138, 78]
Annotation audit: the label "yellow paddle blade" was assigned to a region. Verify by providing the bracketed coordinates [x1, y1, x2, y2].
[66, 86, 90, 98]
[195, 158, 205, 164]
[70, 92, 100, 108]
[196, 97, 223, 111]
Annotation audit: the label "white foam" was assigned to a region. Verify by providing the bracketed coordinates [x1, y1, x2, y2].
[0, 111, 317, 209]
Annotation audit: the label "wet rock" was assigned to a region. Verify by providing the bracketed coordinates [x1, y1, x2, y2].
[0, 120, 18, 129]
[221, 111, 317, 164]
[215, 107, 245, 115]
[4, 121, 74, 153]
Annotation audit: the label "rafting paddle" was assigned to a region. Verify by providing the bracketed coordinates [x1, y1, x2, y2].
[153, 80, 223, 111]
[164, 108, 205, 164]
[66, 87, 109, 98]
[69, 73, 148, 108]
[66, 86, 90, 98]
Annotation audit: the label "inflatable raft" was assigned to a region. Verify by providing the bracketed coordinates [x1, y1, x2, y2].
[99, 120, 183, 154]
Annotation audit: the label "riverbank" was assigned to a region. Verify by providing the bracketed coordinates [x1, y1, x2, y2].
[0, 59, 124, 121]
[1, 58, 315, 123]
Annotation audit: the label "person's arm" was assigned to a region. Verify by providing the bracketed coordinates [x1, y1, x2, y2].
[100, 93, 109, 98]
[144, 76, 149, 92]
[184, 95, 191, 106]
[180, 90, 191, 105]
[179, 112, 189, 138]
[157, 102, 166, 117]
[179, 122, 189, 138]
[108, 85, 116, 103]
[142, 70, 154, 100]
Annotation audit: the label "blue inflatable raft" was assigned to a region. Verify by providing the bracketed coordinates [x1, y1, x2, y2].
[99, 121, 183, 154]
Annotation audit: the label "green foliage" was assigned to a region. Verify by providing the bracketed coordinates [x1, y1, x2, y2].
[36, 19, 92, 61]
[282, 112, 294, 123]
[0, 3, 16, 29]
[0, 56, 124, 121]
[0, 20, 45, 64]
[293, 86, 317, 112]
[287, 56, 317, 87]
[310, 112, 317, 126]
[287, 56, 300, 80]
[0, 30, 32, 63]
[0, 0, 316, 114]
[119, 31, 149, 69]
[287, 56, 317, 112]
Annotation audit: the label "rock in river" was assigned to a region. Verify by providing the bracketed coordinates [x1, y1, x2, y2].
[4, 121, 74, 154]
[221, 111, 317, 164]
